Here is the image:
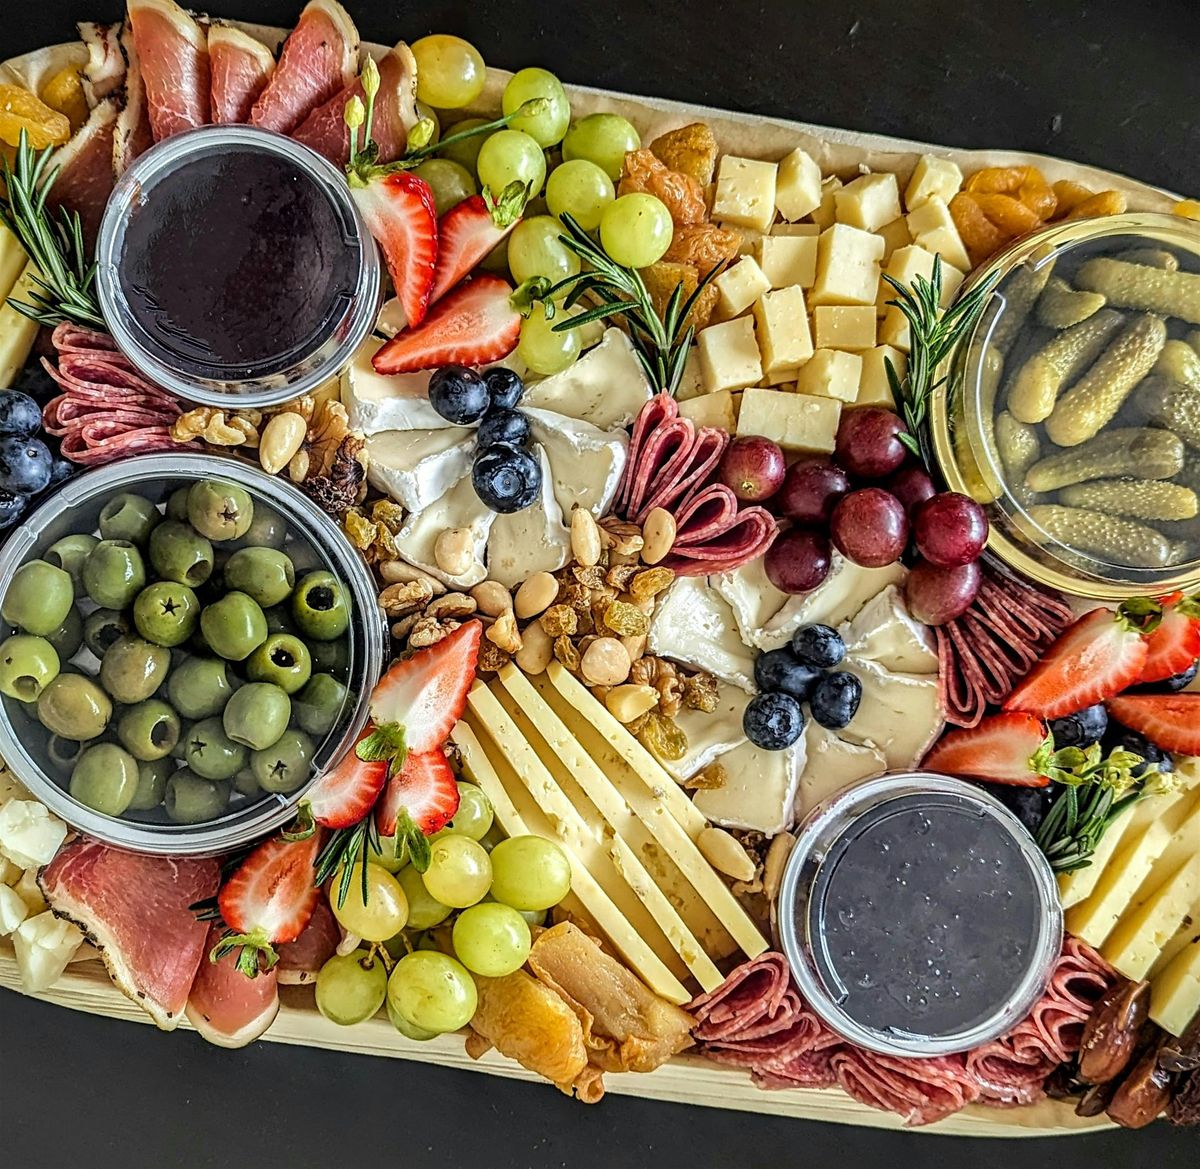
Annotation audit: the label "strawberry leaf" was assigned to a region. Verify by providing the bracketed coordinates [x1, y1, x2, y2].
[484, 180, 531, 228]
[209, 927, 279, 979]
[1176, 592, 1200, 622]
[1118, 595, 1164, 634]
[281, 803, 316, 843]
[356, 722, 407, 763]
[400, 811, 433, 873]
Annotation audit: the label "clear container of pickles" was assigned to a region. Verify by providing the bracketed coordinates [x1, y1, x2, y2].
[932, 212, 1200, 600]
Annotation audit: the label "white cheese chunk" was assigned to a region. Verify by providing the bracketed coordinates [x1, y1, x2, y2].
[0, 801, 67, 870]
[775, 147, 823, 221]
[840, 655, 943, 769]
[693, 737, 805, 835]
[0, 883, 29, 935]
[810, 224, 885, 307]
[794, 349, 862, 402]
[677, 390, 739, 431]
[758, 235, 818, 289]
[0, 770, 30, 808]
[675, 348, 705, 402]
[834, 173, 902, 233]
[342, 336, 453, 434]
[906, 196, 971, 273]
[810, 176, 843, 230]
[858, 345, 905, 407]
[754, 287, 815, 372]
[661, 682, 749, 782]
[876, 216, 913, 263]
[1103, 852, 1200, 981]
[712, 155, 779, 233]
[839, 584, 938, 674]
[392, 471, 494, 588]
[795, 722, 887, 818]
[527, 410, 626, 520]
[0, 855, 20, 885]
[13, 911, 83, 994]
[648, 577, 757, 691]
[771, 222, 821, 237]
[812, 305, 877, 351]
[714, 256, 771, 319]
[486, 446, 570, 589]
[737, 388, 841, 453]
[905, 155, 964, 210]
[712, 556, 789, 643]
[1149, 938, 1200, 1036]
[14, 868, 46, 915]
[698, 316, 763, 393]
[879, 305, 913, 352]
[366, 427, 473, 513]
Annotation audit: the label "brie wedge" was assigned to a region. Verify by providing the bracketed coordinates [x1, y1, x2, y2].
[840, 655, 943, 769]
[527, 409, 627, 520]
[712, 557, 789, 645]
[365, 427, 474, 513]
[486, 447, 571, 589]
[648, 577, 758, 692]
[839, 584, 938, 674]
[341, 336, 452, 434]
[661, 682, 750, 782]
[795, 722, 887, 818]
[693, 736, 806, 835]
[392, 471, 494, 588]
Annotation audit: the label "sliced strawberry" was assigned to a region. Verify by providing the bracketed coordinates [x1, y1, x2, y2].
[923, 711, 1053, 786]
[1106, 694, 1200, 756]
[298, 725, 389, 830]
[1136, 593, 1200, 684]
[1003, 607, 1149, 719]
[368, 619, 482, 753]
[214, 832, 323, 978]
[374, 749, 460, 840]
[351, 171, 439, 328]
[371, 275, 521, 374]
[429, 183, 526, 306]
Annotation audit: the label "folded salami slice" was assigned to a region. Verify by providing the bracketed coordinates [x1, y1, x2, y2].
[830, 1048, 980, 1127]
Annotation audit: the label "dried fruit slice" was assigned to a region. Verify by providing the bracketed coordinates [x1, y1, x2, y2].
[0, 83, 71, 149]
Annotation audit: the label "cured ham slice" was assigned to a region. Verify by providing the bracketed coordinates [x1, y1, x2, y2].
[208, 26, 276, 124]
[47, 97, 120, 247]
[39, 838, 220, 1031]
[78, 21, 126, 104]
[250, 0, 359, 136]
[186, 922, 280, 1048]
[113, 22, 155, 176]
[275, 896, 338, 985]
[129, 0, 211, 141]
[292, 41, 418, 166]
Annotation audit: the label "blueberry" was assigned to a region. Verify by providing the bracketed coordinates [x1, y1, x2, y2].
[428, 364, 490, 425]
[0, 435, 53, 495]
[0, 488, 28, 531]
[45, 456, 75, 489]
[753, 648, 821, 701]
[10, 365, 57, 401]
[992, 784, 1053, 835]
[1133, 661, 1199, 693]
[0, 390, 42, 438]
[792, 623, 845, 669]
[1049, 703, 1108, 748]
[472, 444, 542, 514]
[809, 670, 862, 729]
[743, 691, 804, 751]
[477, 408, 531, 450]
[1110, 726, 1173, 779]
[483, 367, 524, 411]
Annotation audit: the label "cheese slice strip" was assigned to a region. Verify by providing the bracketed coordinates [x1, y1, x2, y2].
[493, 668, 724, 990]
[452, 714, 690, 1004]
[1102, 853, 1200, 981]
[1149, 937, 1200, 1036]
[1149, 900, 1200, 980]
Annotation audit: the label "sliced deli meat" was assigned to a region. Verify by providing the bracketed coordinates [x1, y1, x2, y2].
[78, 21, 126, 103]
[129, 0, 212, 140]
[275, 897, 339, 985]
[39, 838, 220, 1030]
[208, 25, 276, 124]
[113, 22, 155, 176]
[46, 97, 119, 247]
[186, 922, 280, 1048]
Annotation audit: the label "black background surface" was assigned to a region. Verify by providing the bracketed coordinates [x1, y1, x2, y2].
[2, 2, 1199, 1166]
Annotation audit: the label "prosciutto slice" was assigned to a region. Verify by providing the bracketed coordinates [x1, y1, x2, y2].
[185, 922, 280, 1048]
[113, 22, 155, 176]
[250, 0, 359, 135]
[275, 897, 339, 984]
[79, 22, 126, 104]
[208, 26, 276, 124]
[39, 838, 220, 1030]
[129, 0, 211, 141]
[47, 98, 120, 247]
[292, 41, 418, 166]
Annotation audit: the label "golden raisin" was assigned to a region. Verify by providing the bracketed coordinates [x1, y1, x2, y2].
[639, 713, 688, 762]
[604, 600, 650, 637]
[629, 567, 675, 601]
[682, 672, 719, 713]
[553, 635, 581, 672]
[540, 604, 579, 637]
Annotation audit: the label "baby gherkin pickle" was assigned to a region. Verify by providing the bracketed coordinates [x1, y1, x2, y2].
[1026, 504, 1172, 569]
[1024, 428, 1184, 493]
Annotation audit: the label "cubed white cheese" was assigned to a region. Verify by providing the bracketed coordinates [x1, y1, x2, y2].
[753, 287, 814, 372]
[737, 388, 841, 453]
[712, 155, 779, 233]
[13, 911, 83, 994]
[731, 226, 765, 257]
[714, 256, 771, 318]
[14, 868, 46, 915]
[771, 222, 820, 237]
[905, 155, 964, 210]
[674, 348, 706, 402]
[876, 216, 913, 263]
[885, 243, 938, 295]
[878, 305, 913, 352]
[939, 262, 966, 307]
[812, 305, 877, 351]
[809, 176, 843, 230]
[0, 854, 20, 885]
[774, 147, 823, 221]
[794, 349, 863, 402]
[859, 345, 905, 407]
[0, 883, 28, 935]
[834, 173, 902, 233]
[757, 235, 818, 289]
[698, 316, 763, 393]
[0, 770, 30, 808]
[0, 801, 67, 870]
[678, 389, 739, 431]
[906, 196, 971, 272]
[810, 224, 885, 307]
[763, 364, 800, 386]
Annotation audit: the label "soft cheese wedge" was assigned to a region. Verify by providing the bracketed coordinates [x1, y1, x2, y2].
[526, 409, 627, 520]
[1148, 938, 1200, 1036]
[342, 335, 455, 433]
[486, 446, 570, 589]
[693, 737, 805, 835]
[839, 584, 938, 674]
[1102, 852, 1200, 981]
[649, 577, 757, 692]
[660, 681, 749, 783]
[392, 470, 494, 588]
[795, 722, 887, 818]
[366, 427, 473, 512]
[840, 655, 943, 769]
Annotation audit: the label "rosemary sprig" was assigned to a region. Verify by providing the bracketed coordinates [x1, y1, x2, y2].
[314, 817, 383, 908]
[882, 255, 1000, 469]
[539, 213, 726, 396]
[1, 129, 105, 329]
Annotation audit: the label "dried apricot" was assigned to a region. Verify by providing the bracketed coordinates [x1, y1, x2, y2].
[0, 83, 71, 149]
[663, 221, 742, 269]
[1175, 199, 1200, 222]
[965, 165, 1041, 195]
[649, 122, 719, 188]
[1051, 180, 1095, 216]
[619, 148, 707, 225]
[1064, 190, 1128, 220]
[973, 192, 1042, 236]
[949, 192, 1008, 266]
[1018, 175, 1057, 221]
[39, 67, 88, 132]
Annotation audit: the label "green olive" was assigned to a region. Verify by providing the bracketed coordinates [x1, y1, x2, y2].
[183, 716, 248, 780]
[223, 547, 296, 607]
[2, 559, 75, 636]
[148, 520, 214, 587]
[166, 486, 192, 522]
[292, 673, 349, 738]
[46, 606, 84, 661]
[44, 533, 98, 589]
[128, 757, 173, 811]
[132, 581, 200, 647]
[232, 502, 287, 550]
[187, 480, 254, 541]
[98, 493, 162, 545]
[82, 609, 131, 658]
[291, 571, 350, 641]
[166, 657, 233, 720]
[165, 769, 230, 824]
[69, 743, 140, 816]
[117, 699, 182, 761]
[46, 734, 84, 773]
[309, 637, 349, 675]
[251, 728, 314, 794]
[222, 682, 290, 750]
[0, 634, 61, 702]
[83, 540, 147, 609]
[246, 633, 312, 694]
[36, 673, 111, 740]
[99, 636, 170, 705]
[200, 592, 268, 661]
[263, 604, 296, 635]
[232, 767, 261, 798]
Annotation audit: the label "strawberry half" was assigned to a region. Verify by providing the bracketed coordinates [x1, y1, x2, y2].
[1003, 607, 1149, 719]
[296, 725, 389, 831]
[1106, 694, 1200, 756]
[923, 711, 1054, 786]
[1136, 592, 1200, 684]
[429, 183, 527, 306]
[371, 274, 521, 374]
[214, 832, 324, 978]
[374, 749, 460, 844]
[351, 171, 439, 329]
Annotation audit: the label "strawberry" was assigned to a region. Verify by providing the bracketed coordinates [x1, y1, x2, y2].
[429, 183, 527, 306]
[1003, 606, 1150, 719]
[923, 711, 1054, 786]
[374, 749, 460, 848]
[214, 832, 323, 978]
[1136, 592, 1200, 685]
[371, 274, 521, 374]
[1106, 694, 1200, 756]
[296, 725, 389, 831]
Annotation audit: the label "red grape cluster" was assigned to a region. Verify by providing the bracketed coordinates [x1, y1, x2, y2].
[716, 406, 989, 626]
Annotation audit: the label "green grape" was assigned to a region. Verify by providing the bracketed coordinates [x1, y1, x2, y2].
[518, 303, 582, 376]
[489, 835, 572, 911]
[330, 863, 409, 942]
[411, 34, 486, 109]
[546, 159, 615, 231]
[366, 832, 407, 873]
[413, 158, 478, 217]
[562, 113, 641, 181]
[414, 101, 440, 144]
[507, 215, 581, 285]
[482, 893, 547, 929]
[502, 67, 570, 148]
[438, 118, 489, 176]
[397, 864, 453, 930]
[421, 834, 492, 908]
[476, 130, 547, 199]
[435, 781, 494, 841]
[387, 951, 478, 1033]
[315, 951, 388, 1026]
[386, 996, 439, 1041]
[599, 193, 673, 268]
[452, 902, 531, 977]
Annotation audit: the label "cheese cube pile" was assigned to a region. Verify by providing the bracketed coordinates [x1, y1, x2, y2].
[688, 151, 968, 450]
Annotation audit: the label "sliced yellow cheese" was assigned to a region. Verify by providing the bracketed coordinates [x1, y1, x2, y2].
[1149, 937, 1200, 1036]
[492, 669, 724, 991]
[0, 264, 42, 388]
[1102, 853, 1200, 980]
[1149, 903, 1200, 979]
[0, 224, 28, 304]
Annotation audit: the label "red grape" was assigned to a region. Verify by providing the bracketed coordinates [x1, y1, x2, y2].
[904, 557, 982, 625]
[765, 527, 832, 594]
[775, 458, 850, 523]
[913, 492, 989, 567]
[888, 465, 937, 518]
[718, 436, 786, 502]
[835, 407, 910, 479]
[830, 488, 908, 568]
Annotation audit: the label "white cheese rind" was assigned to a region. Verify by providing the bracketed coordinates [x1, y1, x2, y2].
[795, 723, 887, 819]
[839, 655, 943, 769]
[712, 557, 789, 645]
[693, 736, 805, 835]
[839, 584, 938, 674]
[648, 577, 757, 692]
[365, 427, 473, 513]
[391, 472, 494, 588]
[526, 409, 626, 521]
[661, 682, 750, 782]
[342, 336, 453, 434]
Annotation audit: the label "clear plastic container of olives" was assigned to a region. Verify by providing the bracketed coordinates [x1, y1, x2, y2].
[0, 453, 386, 856]
[932, 212, 1200, 600]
